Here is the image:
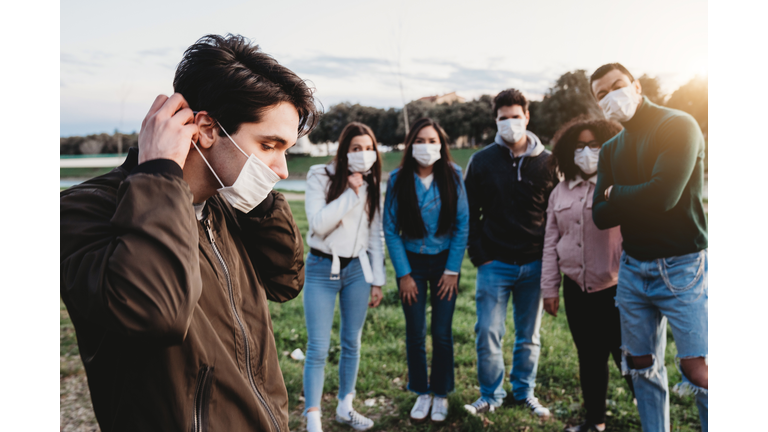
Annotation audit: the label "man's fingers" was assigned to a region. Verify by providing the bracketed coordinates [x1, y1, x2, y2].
[157, 93, 190, 121]
[145, 95, 169, 120]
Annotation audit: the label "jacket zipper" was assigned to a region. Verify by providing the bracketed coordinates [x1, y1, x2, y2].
[203, 219, 281, 432]
[192, 365, 211, 432]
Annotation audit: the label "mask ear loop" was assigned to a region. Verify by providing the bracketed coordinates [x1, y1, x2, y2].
[191, 139, 225, 189]
[216, 120, 249, 159]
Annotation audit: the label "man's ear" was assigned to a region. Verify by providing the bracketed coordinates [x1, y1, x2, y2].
[634, 79, 643, 96]
[196, 112, 217, 149]
[525, 110, 531, 126]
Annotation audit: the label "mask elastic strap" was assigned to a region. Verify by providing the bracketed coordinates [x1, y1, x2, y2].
[216, 120, 249, 159]
[191, 139, 225, 188]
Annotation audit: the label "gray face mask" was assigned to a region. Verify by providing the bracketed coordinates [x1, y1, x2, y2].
[191, 122, 281, 213]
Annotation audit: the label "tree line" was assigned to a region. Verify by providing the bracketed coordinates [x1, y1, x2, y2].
[60, 71, 707, 155]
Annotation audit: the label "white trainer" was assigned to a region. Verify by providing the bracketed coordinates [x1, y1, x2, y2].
[519, 396, 550, 417]
[335, 409, 373, 431]
[431, 396, 449, 422]
[463, 397, 496, 415]
[409, 394, 432, 423]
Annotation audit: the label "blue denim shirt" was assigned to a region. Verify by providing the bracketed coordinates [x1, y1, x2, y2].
[383, 164, 470, 278]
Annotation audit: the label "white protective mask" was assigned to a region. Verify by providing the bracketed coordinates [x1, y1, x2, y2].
[497, 118, 527, 143]
[411, 143, 442, 167]
[192, 122, 281, 213]
[574, 147, 601, 175]
[599, 85, 642, 123]
[347, 150, 378, 173]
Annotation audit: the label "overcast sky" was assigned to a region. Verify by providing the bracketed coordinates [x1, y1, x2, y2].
[60, 0, 707, 136]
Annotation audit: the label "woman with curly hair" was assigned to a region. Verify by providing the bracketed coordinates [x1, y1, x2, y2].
[541, 117, 635, 432]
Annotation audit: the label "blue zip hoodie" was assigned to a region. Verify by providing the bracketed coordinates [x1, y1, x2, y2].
[383, 163, 470, 278]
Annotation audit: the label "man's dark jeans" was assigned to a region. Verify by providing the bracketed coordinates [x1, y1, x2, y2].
[399, 250, 457, 397]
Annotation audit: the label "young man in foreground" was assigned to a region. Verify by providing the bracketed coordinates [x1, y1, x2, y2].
[591, 63, 708, 432]
[463, 89, 558, 418]
[60, 34, 319, 431]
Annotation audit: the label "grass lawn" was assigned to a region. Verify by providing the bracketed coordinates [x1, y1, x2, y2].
[59, 198, 701, 431]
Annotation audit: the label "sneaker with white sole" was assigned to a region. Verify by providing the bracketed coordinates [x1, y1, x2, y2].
[514, 396, 550, 417]
[463, 397, 496, 415]
[410, 394, 432, 423]
[431, 396, 449, 422]
[335, 408, 374, 431]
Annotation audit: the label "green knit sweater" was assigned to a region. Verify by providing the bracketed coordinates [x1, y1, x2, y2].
[592, 96, 707, 261]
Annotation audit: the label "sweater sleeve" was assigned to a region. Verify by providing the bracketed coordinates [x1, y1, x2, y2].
[367, 205, 387, 287]
[464, 154, 490, 267]
[305, 167, 362, 238]
[592, 144, 622, 229]
[445, 167, 469, 273]
[540, 187, 562, 299]
[608, 115, 702, 213]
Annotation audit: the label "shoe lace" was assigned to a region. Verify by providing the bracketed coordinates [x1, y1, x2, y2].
[348, 410, 371, 426]
[433, 398, 448, 414]
[471, 398, 488, 410]
[525, 397, 542, 410]
[415, 395, 431, 412]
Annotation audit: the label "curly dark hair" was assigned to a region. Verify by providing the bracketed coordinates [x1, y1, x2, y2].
[492, 88, 529, 117]
[173, 34, 320, 138]
[549, 116, 623, 181]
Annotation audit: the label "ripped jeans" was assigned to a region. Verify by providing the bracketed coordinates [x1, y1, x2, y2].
[616, 250, 708, 432]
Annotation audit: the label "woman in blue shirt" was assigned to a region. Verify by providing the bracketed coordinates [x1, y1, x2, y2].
[383, 117, 469, 424]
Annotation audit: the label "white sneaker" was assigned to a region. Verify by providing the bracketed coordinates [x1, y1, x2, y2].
[431, 396, 448, 423]
[409, 394, 432, 423]
[463, 397, 496, 415]
[306, 410, 322, 432]
[335, 408, 373, 431]
[517, 396, 550, 418]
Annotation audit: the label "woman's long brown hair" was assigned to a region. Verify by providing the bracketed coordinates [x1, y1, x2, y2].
[325, 122, 381, 224]
[389, 118, 459, 238]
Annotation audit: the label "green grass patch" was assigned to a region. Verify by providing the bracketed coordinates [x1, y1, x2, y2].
[59, 199, 700, 431]
[61, 167, 114, 178]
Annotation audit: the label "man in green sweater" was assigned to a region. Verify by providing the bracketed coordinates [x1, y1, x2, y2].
[590, 63, 708, 432]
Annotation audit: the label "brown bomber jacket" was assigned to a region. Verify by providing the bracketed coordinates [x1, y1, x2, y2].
[60, 148, 304, 432]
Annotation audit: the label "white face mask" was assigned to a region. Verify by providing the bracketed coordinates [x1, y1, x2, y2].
[192, 122, 281, 213]
[574, 147, 601, 175]
[599, 85, 641, 123]
[411, 143, 442, 167]
[497, 118, 527, 143]
[347, 150, 378, 173]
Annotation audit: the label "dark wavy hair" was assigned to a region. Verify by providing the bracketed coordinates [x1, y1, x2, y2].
[173, 34, 320, 138]
[389, 118, 460, 238]
[549, 116, 623, 181]
[590, 63, 636, 87]
[493, 88, 529, 117]
[325, 122, 381, 224]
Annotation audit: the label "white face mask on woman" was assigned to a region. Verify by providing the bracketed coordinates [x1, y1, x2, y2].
[497, 118, 527, 143]
[599, 85, 642, 123]
[574, 147, 601, 175]
[192, 121, 281, 213]
[347, 150, 378, 173]
[411, 143, 442, 167]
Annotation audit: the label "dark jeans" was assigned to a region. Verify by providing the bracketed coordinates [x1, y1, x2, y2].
[563, 275, 635, 425]
[399, 250, 457, 397]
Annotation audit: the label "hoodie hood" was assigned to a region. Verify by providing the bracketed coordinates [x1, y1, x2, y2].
[494, 130, 545, 180]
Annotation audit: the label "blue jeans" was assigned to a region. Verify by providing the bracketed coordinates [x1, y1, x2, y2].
[474, 259, 544, 405]
[302, 253, 371, 415]
[399, 250, 457, 398]
[616, 250, 708, 432]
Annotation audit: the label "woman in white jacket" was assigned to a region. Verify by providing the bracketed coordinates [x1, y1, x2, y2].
[302, 122, 386, 432]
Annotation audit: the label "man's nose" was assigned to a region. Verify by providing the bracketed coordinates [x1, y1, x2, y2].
[271, 154, 289, 180]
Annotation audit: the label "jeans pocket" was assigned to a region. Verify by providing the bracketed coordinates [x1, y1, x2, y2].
[658, 251, 705, 294]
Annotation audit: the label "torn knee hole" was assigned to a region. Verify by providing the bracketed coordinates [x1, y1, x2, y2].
[627, 354, 653, 370]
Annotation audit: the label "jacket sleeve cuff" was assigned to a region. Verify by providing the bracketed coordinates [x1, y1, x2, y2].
[541, 287, 560, 299]
[130, 159, 183, 178]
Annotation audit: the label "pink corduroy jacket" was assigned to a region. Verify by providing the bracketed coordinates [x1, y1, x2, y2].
[541, 176, 623, 299]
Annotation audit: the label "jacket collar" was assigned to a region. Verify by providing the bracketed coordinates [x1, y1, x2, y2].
[568, 174, 597, 190]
